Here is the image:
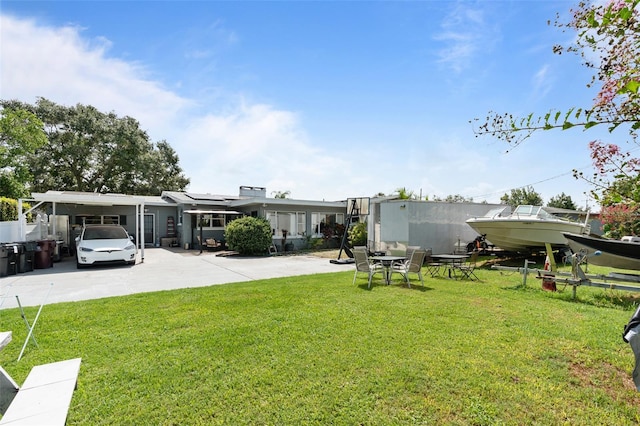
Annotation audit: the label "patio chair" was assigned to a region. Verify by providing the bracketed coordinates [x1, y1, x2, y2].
[424, 249, 442, 277]
[452, 250, 480, 281]
[352, 247, 385, 289]
[392, 249, 427, 288]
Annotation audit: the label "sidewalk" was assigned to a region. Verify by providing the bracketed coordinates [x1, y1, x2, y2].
[0, 248, 351, 309]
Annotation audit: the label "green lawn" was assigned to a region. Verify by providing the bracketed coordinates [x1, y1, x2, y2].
[2, 263, 640, 425]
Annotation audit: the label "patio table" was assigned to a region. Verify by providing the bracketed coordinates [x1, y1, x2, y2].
[431, 254, 469, 279]
[370, 255, 406, 285]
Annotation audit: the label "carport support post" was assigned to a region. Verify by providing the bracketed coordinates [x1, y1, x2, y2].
[137, 202, 145, 263]
[199, 214, 203, 254]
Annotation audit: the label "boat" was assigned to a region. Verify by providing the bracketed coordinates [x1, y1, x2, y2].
[465, 205, 589, 252]
[562, 232, 640, 271]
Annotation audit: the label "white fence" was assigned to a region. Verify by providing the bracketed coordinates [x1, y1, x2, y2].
[0, 215, 48, 243]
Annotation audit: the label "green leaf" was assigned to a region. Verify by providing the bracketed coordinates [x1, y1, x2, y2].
[624, 80, 640, 94]
[619, 7, 632, 20]
[574, 108, 582, 119]
[584, 121, 599, 129]
[562, 122, 574, 130]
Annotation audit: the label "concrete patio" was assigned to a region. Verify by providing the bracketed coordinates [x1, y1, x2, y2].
[0, 248, 350, 309]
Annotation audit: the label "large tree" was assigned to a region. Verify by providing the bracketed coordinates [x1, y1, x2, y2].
[0, 108, 47, 198]
[472, 0, 640, 236]
[0, 98, 190, 195]
[500, 186, 543, 208]
[547, 192, 579, 210]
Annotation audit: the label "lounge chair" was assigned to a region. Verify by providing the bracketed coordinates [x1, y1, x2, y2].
[352, 247, 385, 289]
[392, 249, 427, 288]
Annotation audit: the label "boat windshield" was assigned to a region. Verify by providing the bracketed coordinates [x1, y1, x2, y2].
[481, 207, 510, 218]
[513, 205, 569, 221]
[513, 205, 542, 216]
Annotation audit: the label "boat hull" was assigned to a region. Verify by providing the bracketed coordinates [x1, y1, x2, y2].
[466, 218, 585, 252]
[563, 232, 640, 271]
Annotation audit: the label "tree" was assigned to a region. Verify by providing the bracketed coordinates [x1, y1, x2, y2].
[500, 186, 543, 208]
[0, 108, 47, 198]
[0, 98, 189, 195]
[472, 0, 640, 236]
[433, 194, 474, 203]
[547, 192, 578, 210]
[395, 187, 416, 200]
[272, 190, 291, 199]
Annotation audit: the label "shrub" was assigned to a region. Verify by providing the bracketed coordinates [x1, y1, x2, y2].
[0, 197, 32, 221]
[348, 221, 367, 246]
[224, 216, 273, 255]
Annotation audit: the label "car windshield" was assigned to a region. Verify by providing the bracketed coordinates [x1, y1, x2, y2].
[83, 227, 128, 240]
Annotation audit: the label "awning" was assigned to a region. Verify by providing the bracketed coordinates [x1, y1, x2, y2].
[183, 210, 243, 215]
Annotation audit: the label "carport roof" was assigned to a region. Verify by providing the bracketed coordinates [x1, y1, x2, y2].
[30, 191, 158, 206]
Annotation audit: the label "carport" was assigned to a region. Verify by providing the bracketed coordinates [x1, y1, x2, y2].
[19, 191, 148, 262]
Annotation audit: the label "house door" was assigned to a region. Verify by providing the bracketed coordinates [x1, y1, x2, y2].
[139, 214, 155, 247]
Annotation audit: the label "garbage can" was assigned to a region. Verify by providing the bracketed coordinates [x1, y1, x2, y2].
[5, 243, 18, 275]
[8, 243, 26, 273]
[24, 241, 37, 272]
[35, 240, 55, 269]
[0, 244, 9, 277]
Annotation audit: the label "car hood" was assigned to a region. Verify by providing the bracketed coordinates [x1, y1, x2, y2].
[79, 239, 135, 251]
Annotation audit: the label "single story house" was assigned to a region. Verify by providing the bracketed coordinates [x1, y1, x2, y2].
[18, 186, 348, 258]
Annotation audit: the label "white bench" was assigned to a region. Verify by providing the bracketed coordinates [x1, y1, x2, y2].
[0, 331, 81, 425]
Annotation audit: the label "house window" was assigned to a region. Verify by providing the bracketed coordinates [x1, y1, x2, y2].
[266, 211, 306, 237]
[198, 213, 241, 229]
[75, 215, 121, 226]
[311, 213, 344, 237]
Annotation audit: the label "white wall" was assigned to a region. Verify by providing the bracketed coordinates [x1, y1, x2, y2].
[379, 201, 504, 254]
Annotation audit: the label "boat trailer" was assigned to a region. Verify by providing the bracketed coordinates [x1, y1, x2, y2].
[491, 249, 640, 299]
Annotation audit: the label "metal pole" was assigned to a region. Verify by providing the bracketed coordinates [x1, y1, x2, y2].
[17, 283, 53, 362]
[522, 259, 533, 287]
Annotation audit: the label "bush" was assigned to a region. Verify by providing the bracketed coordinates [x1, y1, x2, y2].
[0, 197, 32, 221]
[224, 216, 273, 255]
[348, 221, 367, 246]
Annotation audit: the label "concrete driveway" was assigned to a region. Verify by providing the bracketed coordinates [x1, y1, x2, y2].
[0, 248, 351, 309]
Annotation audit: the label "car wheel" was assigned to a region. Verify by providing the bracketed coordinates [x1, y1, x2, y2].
[76, 259, 84, 269]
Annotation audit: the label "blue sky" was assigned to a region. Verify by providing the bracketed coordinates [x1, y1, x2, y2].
[1, 1, 610, 208]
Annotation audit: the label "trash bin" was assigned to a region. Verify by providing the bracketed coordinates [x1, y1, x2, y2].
[8, 243, 26, 273]
[24, 241, 37, 272]
[0, 244, 9, 277]
[5, 243, 18, 275]
[35, 240, 55, 269]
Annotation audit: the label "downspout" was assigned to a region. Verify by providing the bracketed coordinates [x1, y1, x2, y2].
[18, 198, 24, 241]
[140, 201, 145, 262]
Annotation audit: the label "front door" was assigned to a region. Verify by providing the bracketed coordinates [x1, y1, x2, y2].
[139, 214, 155, 247]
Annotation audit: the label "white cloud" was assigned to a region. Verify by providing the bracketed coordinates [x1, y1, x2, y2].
[531, 64, 553, 100]
[434, 3, 495, 74]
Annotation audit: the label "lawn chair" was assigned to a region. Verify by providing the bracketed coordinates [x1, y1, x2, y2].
[352, 247, 385, 289]
[424, 248, 442, 277]
[392, 249, 426, 288]
[452, 250, 480, 281]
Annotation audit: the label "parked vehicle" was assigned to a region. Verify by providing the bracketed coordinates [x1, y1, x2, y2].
[563, 232, 640, 271]
[465, 205, 589, 252]
[75, 225, 137, 268]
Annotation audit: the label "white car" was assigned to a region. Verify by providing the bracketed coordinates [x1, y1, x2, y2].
[76, 225, 137, 268]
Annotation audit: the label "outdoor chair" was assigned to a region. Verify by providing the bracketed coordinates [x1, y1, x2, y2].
[452, 250, 480, 281]
[392, 249, 427, 288]
[352, 247, 385, 289]
[424, 249, 442, 277]
[204, 238, 222, 251]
